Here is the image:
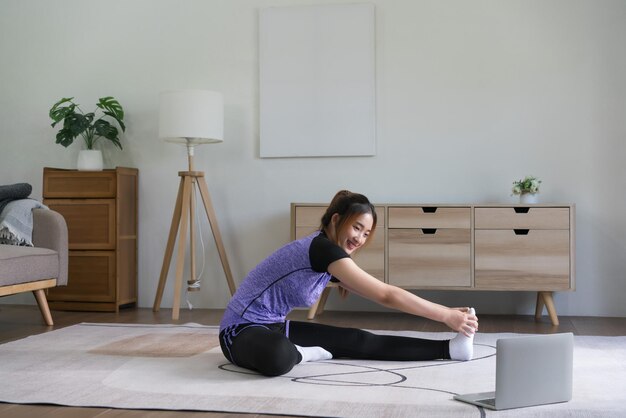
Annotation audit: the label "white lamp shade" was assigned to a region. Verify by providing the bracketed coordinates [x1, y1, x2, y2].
[159, 90, 224, 143]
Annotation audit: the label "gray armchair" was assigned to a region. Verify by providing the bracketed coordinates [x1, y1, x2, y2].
[0, 208, 68, 325]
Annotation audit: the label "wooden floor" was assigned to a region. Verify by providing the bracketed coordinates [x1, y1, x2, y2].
[1, 304, 625, 418]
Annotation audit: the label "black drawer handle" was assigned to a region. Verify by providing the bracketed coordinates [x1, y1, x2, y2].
[422, 207, 438, 213]
[422, 228, 437, 234]
[514, 207, 530, 214]
[514, 229, 530, 235]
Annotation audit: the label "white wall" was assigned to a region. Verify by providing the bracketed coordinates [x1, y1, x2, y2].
[1, 0, 625, 317]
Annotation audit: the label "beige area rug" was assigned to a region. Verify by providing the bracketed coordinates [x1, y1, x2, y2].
[0, 323, 624, 417]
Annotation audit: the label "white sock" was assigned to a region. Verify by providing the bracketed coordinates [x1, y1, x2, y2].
[449, 307, 476, 361]
[295, 345, 333, 363]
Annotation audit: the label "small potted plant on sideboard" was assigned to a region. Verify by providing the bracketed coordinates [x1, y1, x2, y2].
[512, 175, 542, 204]
[49, 96, 125, 170]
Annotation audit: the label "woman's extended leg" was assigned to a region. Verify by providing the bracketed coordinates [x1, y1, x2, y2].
[289, 321, 451, 361]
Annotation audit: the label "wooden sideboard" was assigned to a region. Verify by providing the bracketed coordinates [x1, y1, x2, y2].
[291, 203, 575, 325]
[43, 167, 138, 312]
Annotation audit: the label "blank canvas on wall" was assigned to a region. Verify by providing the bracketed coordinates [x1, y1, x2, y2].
[259, 3, 376, 158]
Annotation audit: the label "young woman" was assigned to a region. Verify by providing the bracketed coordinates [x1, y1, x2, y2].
[219, 190, 479, 376]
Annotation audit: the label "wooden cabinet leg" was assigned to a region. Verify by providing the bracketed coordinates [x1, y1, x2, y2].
[307, 286, 333, 320]
[542, 292, 560, 326]
[307, 298, 321, 320]
[535, 292, 545, 319]
[316, 287, 332, 316]
[536, 291, 559, 326]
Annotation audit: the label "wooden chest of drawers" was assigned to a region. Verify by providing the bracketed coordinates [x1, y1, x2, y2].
[43, 167, 138, 312]
[292, 202, 575, 325]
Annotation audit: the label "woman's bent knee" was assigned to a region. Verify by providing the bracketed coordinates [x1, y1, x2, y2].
[255, 339, 299, 376]
[228, 327, 300, 376]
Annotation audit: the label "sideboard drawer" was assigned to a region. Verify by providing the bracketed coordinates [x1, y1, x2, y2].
[293, 204, 385, 239]
[47, 251, 116, 302]
[353, 231, 385, 280]
[388, 229, 471, 287]
[388, 207, 470, 229]
[475, 207, 569, 230]
[43, 168, 117, 198]
[474, 229, 570, 290]
[44, 199, 116, 250]
[294, 206, 325, 229]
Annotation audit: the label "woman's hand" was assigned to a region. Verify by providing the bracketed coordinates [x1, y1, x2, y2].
[444, 307, 479, 337]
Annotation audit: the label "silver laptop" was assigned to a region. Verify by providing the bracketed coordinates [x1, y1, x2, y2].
[454, 333, 573, 410]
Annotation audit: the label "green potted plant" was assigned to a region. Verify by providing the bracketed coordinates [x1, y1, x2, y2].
[49, 96, 126, 171]
[511, 175, 541, 204]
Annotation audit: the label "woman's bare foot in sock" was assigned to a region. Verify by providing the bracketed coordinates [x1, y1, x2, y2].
[296, 345, 333, 363]
[449, 308, 476, 361]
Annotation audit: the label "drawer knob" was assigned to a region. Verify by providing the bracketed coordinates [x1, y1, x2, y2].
[514, 229, 530, 235]
[422, 207, 438, 213]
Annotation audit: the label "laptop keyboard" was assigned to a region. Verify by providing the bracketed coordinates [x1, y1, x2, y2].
[478, 398, 496, 407]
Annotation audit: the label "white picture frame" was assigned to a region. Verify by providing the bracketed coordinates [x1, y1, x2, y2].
[259, 3, 376, 158]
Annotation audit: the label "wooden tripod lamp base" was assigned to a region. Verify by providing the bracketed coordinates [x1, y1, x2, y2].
[152, 169, 236, 320]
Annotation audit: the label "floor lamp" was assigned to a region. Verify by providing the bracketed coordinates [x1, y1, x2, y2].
[153, 90, 237, 320]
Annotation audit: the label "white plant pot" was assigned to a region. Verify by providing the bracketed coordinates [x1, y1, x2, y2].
[77, 150, 103, 171]
[519, 193, 538, 204]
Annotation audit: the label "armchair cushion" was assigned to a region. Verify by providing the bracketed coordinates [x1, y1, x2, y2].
[0, 244, 59, 287]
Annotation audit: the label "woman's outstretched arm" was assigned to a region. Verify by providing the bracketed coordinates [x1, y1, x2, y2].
[328, 257, 478, 336]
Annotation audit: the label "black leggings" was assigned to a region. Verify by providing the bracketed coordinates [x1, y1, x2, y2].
[219, 321, 451, 376]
